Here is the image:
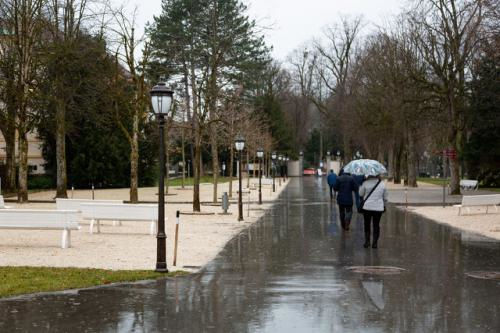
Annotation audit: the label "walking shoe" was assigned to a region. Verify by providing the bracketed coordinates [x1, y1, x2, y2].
[372, 243, 378, 249]
[363, 242, 370, 248]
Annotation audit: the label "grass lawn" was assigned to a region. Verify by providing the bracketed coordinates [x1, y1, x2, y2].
[418, 178, 500, 192]
[0, 267, 188, 299]
[417, 177, 448, 186]
[483, 187, 500, 192]
[167, 176, 232, 186]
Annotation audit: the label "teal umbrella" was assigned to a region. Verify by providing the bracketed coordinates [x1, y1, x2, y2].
[342, 159, 387, 176]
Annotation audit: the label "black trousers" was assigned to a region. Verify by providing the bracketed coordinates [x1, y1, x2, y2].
[338, 204, 353, 229]
[363, 210, 383, 243]
[329, 185, 336, 199]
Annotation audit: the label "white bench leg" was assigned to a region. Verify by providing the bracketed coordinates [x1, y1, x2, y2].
[90, 219, 95, 234]
[62, 229, 71, 248]
[150, 220, 155, 235]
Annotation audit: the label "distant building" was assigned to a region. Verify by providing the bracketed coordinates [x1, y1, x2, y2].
[0, 130, 46, 175]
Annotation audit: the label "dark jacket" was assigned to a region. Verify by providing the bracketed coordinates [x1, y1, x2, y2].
[353, 174, 365, 187]
[327, 172, 337, 186]
[334, 173, 359, 206]
[352, 174, 365, 208]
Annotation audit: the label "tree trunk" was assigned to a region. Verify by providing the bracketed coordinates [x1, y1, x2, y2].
[448, 129, 461, 195]
[193, 133, 201, 212]
[199, 149, 204, 178]
[211, 124, 219, 203]
[129, 119, 139, 202]
[229, 146, 234, 198]
[190, 61, 201, 212]
[17, 129, 28, 203]
[393, 144, 402, 184]
[3, 124, 16, 192]
[407, 128, 418, 188]
[181, 128, 186, 189]
[387, 145, 394, 181]
[246, 151, 250, 188]
[403, 150, 408, 186]
[55, 99, 68, 198]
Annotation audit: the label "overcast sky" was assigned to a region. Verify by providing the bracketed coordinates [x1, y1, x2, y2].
[118, 0, 406, 61]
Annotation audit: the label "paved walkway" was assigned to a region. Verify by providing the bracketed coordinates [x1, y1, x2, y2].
[1, 177, 499, 332]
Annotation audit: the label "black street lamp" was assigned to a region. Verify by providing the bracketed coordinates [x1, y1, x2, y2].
[278, 155, 283, 186]
[151, 82, 174, 273]
[235, 135, 245, 221]
[257, 148, 264, 205]
[285, 156, 289, 179]
[271, 152, 277, 192]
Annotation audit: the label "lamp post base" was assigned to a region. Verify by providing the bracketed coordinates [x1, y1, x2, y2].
[155, 263, 169, 273]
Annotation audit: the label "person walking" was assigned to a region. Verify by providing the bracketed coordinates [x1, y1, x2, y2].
[334, 169, 358, 231]
[327, 169, 337, 200]
[359, 175, 388, 249]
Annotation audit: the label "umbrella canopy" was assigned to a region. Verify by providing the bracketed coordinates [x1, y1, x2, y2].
[342, 159, 387, 176]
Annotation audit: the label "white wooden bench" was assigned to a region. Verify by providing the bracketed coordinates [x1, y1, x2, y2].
[57, 198, 124, 226]
[56, 198, 123, 211]
[460, 180, 479, 191]
[80, 203, 159, 235]
[0, 210, 80, 248]
[454, 194, 500, 215]
[0, 195, 5, 209]
[261, 178, 273, 186]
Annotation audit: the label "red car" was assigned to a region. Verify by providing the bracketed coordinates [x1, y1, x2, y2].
[303, 168, 316, 176]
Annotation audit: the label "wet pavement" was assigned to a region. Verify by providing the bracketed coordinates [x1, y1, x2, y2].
[1, 177, 499, 332]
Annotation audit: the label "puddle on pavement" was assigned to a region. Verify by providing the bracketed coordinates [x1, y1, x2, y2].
[465, 271, 500, 281]
[346, 266, 406, 275]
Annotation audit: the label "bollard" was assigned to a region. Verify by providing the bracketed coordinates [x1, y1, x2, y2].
[222, 192, 229, 214]
[92, 184, 95, 200]
[71, 186, 74, 199]
[173, 210, 180, 266]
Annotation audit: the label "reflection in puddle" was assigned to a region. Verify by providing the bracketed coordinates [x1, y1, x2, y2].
[361, 280, 385, 310]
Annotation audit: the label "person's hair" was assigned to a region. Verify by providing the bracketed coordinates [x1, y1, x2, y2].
[330, 169, 333, 173]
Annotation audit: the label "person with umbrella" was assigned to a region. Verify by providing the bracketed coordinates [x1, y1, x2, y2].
[333, 169, 358, 231]
[343, 159, 388, 249]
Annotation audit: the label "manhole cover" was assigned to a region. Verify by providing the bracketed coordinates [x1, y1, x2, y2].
[346, 266, 406, 275]
[466, 271, 500, 281]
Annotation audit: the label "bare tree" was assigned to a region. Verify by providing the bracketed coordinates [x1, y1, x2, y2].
[0, 0, 45, 202]
[408, 0, 485, 194]
[45, 0, 90, 198]
[108, 6, 151, 203]
[0, 28, 17, 192]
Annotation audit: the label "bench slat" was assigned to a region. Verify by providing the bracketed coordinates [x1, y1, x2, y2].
[0, 210, 80, 248]
[56, 199, 123, 211]
[80, 203, 157, 220]
[80, 203, 158, 235]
